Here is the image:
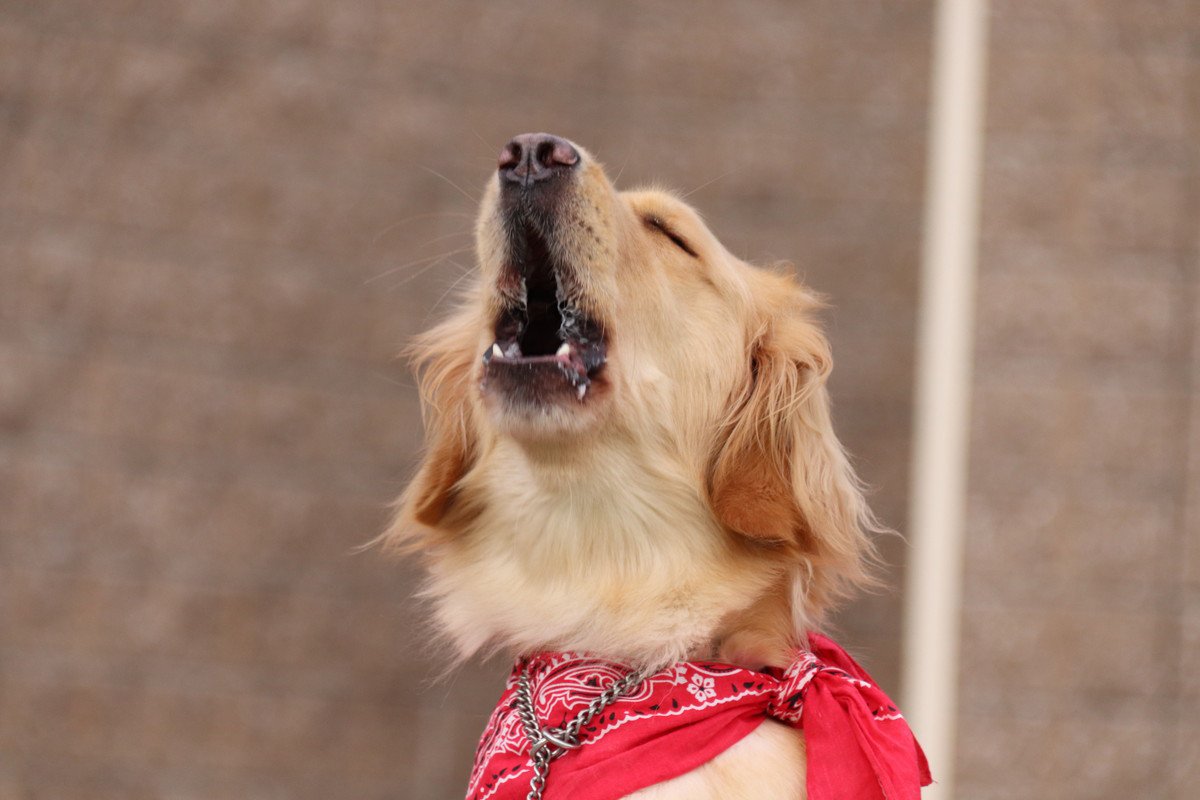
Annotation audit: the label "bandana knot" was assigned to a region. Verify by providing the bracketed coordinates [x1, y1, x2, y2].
[766, 649, 832, 722]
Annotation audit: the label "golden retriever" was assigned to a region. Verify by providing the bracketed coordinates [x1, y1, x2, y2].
[383, 133, 883, 799]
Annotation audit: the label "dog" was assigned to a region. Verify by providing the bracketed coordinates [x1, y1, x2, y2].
[382, 134, 925, 799]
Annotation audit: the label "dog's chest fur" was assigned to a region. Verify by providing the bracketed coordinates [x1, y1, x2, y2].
[426, 437, 781, 668]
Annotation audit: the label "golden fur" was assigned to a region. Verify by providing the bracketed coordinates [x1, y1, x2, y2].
[381, 139, 880, 796]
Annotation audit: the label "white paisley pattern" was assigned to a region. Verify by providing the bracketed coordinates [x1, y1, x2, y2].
[465, 653, 748, 799]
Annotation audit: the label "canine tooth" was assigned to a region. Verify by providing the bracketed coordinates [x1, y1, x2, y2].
[556, 343, 571, 358]
[577, 383, 587, 400]
[491, 343, 504, 359]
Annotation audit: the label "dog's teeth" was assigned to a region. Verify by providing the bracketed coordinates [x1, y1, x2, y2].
[577, 383, 587, 400]
[556, 343, 571, 358]
[491, 343, 504, 359]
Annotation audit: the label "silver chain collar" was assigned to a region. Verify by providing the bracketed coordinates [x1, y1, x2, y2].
[513, 662, 646, 800]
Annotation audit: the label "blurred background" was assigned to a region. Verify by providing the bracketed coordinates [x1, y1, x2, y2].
[0, 1, 1196, 798]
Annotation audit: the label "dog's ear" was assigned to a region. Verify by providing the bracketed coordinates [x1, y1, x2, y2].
[381, 307, 481, 549]
[708, 274, 877, 611]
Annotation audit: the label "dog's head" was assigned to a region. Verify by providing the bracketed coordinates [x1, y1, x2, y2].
[388, 134, 878, 666]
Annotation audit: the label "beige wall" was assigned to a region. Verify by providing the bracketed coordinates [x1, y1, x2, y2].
[0, 2, 931, 797]
[5, 2, 1194, 798]
[957, 2, 1200, 797]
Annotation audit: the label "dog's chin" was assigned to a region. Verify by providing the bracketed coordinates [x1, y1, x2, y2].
[480, 358, 611, 441]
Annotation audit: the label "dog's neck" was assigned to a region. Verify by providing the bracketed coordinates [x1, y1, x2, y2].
[427, 435, 799, 670]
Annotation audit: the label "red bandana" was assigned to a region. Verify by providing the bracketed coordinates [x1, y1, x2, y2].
[466, 633, 931, 799]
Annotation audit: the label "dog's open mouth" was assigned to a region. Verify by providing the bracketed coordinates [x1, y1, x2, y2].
[482, 226, 607, 403]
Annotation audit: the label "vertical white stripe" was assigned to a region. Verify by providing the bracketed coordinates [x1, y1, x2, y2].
[902, 0, 990, 798]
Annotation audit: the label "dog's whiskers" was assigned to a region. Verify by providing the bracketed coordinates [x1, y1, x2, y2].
[611, 151, 632, 186]
[470, 127, 498, 158]
[411, 228, 474, 251]
[680, 170, 734, 199]
[387, 253, 473, 291]
[419, 165, 480, 205]
[424, 261, 477, 321]
[370, 211, 475, 249]
[363, 245, 475, 286]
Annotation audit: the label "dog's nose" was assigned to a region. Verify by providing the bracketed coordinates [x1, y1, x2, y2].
[498, 133, 579, 186]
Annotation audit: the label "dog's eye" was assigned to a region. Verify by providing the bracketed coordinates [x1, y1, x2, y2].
[644, 216, 698, 258]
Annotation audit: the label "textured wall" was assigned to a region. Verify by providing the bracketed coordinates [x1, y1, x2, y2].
[0, 2, 931, 797]
[957, 2, 1200, 797]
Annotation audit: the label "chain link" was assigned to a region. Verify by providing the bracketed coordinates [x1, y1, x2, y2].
[514, 663, 645, 800]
